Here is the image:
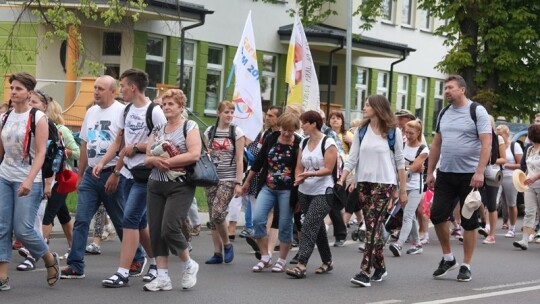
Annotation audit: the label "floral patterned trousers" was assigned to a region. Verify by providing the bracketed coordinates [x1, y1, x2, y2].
[358, 182, 395, 274]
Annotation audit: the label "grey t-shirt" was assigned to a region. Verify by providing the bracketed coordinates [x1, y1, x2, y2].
[438, 100, 491, 173]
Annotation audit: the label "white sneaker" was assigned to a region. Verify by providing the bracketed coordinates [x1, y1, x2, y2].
[102, 224, 117, 241]
[528, 234, 535, 243]
[181, 260, 199, 289]
[505, 231, 515, 238]
[143, 276, 172, 291]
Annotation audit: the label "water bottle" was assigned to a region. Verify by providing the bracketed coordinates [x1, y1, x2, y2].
[51, 148, 63, 173]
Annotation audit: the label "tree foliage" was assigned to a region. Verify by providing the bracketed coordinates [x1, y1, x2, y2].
[1, 0, 146, 75]
[270, 0, 540, 120]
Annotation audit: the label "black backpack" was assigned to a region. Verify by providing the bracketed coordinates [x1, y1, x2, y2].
[404, 143, 427, 191]
[436, 101, 499, 165]
[2, 108, 66, 178]
[123, 102, 156, 136]
[301, 136, 338, 182]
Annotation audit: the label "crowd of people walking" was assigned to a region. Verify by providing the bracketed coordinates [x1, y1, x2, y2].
[1, 71, 538, 293]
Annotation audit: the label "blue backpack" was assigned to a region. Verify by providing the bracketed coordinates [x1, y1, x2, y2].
[357, 124, 397, 153]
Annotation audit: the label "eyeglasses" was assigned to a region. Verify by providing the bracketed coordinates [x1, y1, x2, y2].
[34, 89, 50, 104]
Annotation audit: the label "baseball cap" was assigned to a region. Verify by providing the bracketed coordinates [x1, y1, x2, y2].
[461, 189, 482, 219]
[394, 109, 416, 120]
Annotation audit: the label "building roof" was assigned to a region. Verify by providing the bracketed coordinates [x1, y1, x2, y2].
[1, 0, 213, 22]
[278, 23, 415, 58]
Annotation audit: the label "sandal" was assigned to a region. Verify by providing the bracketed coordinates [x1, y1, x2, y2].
[45, 252, 60, 287]
[315, 261, 334, 274]
[16, 258, 35, 271]
[252, 259, 272, 272]
[286, 266, 307, 279]
[102, 272, 130, 288]
[271, 260, 286, 273]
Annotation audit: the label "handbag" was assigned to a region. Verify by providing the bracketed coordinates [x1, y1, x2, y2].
[126, 165, 152, 183]
[184, 123, 219, 187]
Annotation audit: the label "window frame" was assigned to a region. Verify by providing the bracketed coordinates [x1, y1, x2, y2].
[204, 45, 226, 115]
[401, 0, 413, 26]
[177, 40, 197, 110]
[415, 77, 427, 122]
[145, 35, 167, 100]
[397, 74, 409, 110]
[377, 71, 389, 98]
[432, 79, 445, 133]
[381, 0, 395, 23]
[261, 53, 278, 106]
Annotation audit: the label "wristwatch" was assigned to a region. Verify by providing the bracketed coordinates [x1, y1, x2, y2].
[113, 169, 121, 177]
[133, 145, 140, 154]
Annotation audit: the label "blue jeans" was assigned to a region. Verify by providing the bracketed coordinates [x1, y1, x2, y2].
[252, 186, 293, 243]
[67, 168, 144, 272]
[244, 196, 253, 230]
[0, 178, 46, 262]
[122, 179, 148, 230]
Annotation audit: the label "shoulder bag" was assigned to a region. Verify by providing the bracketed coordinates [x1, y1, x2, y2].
[183, 120, 219, 187]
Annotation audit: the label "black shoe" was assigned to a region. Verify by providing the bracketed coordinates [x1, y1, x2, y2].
[333, 239, 346, 247]
[371, 268, 387, 282]
[290, 253, 299, 264]
[351, 272, 371, 287]
[457, 266, 471, 282]
[433, 258, 458, 278]
[245, 236, 261, 260]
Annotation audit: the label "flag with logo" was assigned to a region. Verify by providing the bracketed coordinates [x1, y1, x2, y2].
[231, 11, 263, 141]
[285, 12, 320, 111]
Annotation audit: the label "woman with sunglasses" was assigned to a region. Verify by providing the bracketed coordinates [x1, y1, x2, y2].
[204, 100, 245, 264]
[0, 73, 60, 291]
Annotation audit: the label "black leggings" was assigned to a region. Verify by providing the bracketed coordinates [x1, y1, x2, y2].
[42, 183, 71, 226]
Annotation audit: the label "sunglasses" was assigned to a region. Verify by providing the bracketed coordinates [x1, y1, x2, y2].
[34, 89, 51, 104]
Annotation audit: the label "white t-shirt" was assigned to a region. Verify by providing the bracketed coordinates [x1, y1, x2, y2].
[503, 141, 523, 177]
[0, 109, 47, 182]
[403, 143, 429, 190]
[118, 101, 166, 178]
[298, 136, 337, 195]
[80, 101, 127, 171]
[356, 125, 405, 185]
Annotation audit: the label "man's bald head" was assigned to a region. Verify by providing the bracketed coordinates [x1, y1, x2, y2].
[94, 75, 118, 108]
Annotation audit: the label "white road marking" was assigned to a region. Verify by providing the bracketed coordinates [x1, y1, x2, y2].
[366, 300, 403, 304]
[413, 285, 540, 304]
[473, 279, 540, 291]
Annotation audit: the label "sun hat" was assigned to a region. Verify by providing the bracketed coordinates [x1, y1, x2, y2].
[56, 169, 78, 194]
[512, 169, 528, 192]
[462, 188, 482, 219]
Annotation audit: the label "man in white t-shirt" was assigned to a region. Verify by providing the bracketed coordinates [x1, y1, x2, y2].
[93, 69, 167, 287]
[426, 75, 491, 283]
[61, 76, 145, 279]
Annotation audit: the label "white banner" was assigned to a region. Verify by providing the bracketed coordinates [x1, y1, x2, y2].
[231, 11, 263, 141]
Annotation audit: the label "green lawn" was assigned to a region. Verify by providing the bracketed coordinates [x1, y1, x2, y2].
[66, 187, 208, 213]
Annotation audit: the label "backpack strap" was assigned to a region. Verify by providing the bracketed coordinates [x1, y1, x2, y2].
[387, 128, 396, 154]
[416, 144, 426, 159]
[22, 108, 38, 165]
[229, 124, 237, 166]
[358, 124, 368, 145]
[435, 104, 451, 133]
[145, 102, 156, 136]
[510, 141, 516, 160]
[123, 103, 133, 125]
[1, 109, 12, 128]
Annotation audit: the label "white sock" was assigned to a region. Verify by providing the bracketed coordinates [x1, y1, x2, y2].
[148, 257, 156, 265]
[461, 263, 470, 270]
[485, 224, 491, 232]
[117, 267, 129, 278]
[261, 255, 271, 263]
[509, 225, 515, 231]
[184, 259, 193, 269]
[443, 253, 454, 261]
[277, 258, 287, 265]
[158, 268, 169, 278]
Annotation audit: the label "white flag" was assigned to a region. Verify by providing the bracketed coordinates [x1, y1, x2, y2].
[231, 11, 263, 141]
[286, 12, 320, 111]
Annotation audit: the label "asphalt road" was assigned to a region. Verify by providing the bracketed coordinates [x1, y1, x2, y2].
[4, 221, 540, 304]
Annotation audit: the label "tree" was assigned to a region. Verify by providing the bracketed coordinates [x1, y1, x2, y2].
[267, 0, 540, 119]
[1, 0, 146, 75]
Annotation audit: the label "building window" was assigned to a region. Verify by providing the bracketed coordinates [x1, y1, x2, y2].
[102, 32, 122, 79]
[319, 65, 338, 106]
[401, 0, 413, 26]
[146, 35, 166, 100]
[205, 45, 225, 114]
[377, 71, 389, 97]
[178, 40, 196, 109]
[353, 67, 369, 121]
[397, 74, 409, 110]
[416, 77, 427, 121]
[432, 80, 444, 133]
[419, 9, 432, 31]
[261, 54, 277, 108]
[381, 0, 394, 22]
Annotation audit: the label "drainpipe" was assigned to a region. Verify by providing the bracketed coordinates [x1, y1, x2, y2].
[388, 50, 409, 105]
[326, 39, 344, 119]
[179, 16, 207, 90]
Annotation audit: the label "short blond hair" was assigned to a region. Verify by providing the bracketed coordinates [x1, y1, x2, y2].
[161, 89, 186, 108]
[496, 124, 509, 137]
[278, 112, 300, 131]
[405, 119, 423, 142]
[285, 104, 304, 117]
